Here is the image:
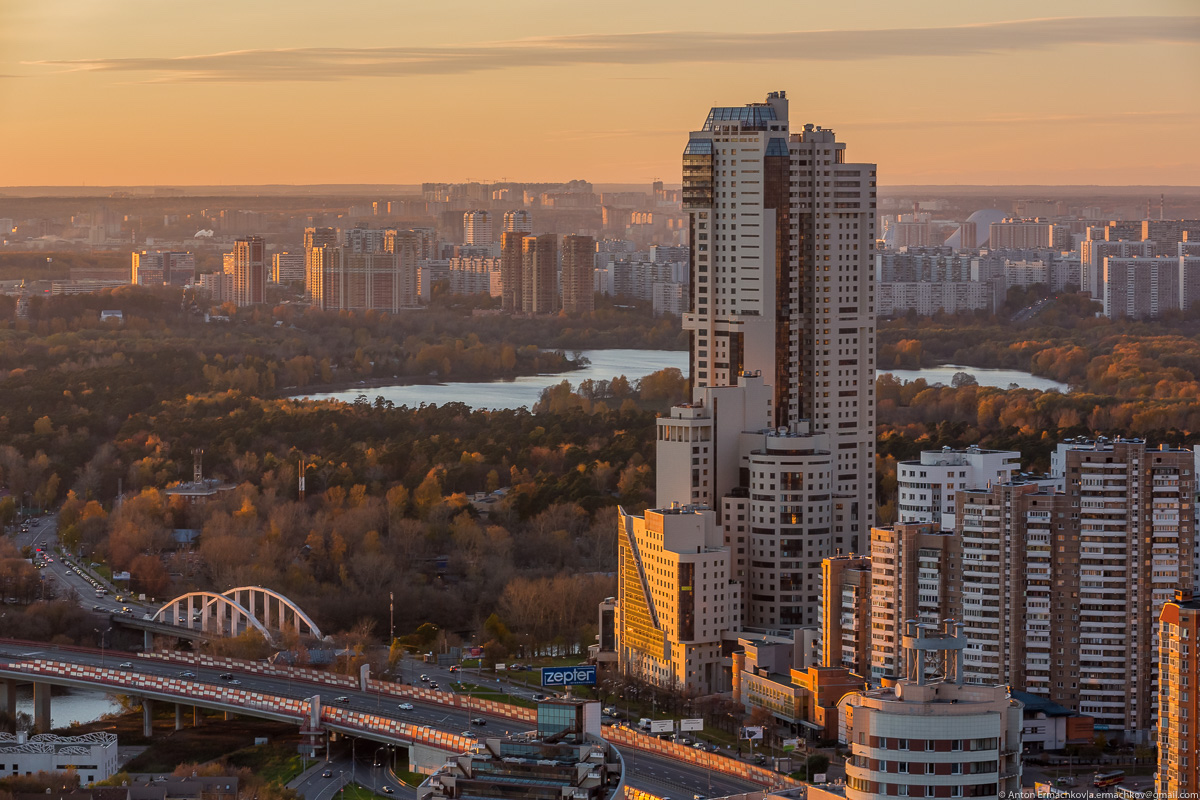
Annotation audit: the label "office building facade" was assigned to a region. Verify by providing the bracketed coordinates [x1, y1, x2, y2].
[229, 235, 266, 307]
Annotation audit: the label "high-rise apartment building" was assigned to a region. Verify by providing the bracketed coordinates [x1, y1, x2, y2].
[826, 623, 1024, 800]
[560, 234, 595, 313]
[1103, 255, 1180, 319]
[499, 231, 526, 312]
[229, 235, 266, 307]
[821, 554, 872, 675]
[873, 440, 1193, 740]
[896, 447, 1021, 529]
[304, 226, 338, 294]
[867, 523, 960, 680]
[521, 233, 558, 314]
[463, 210, 493, 246]
[502, 209, 532, 234]
[308, 228, 419, 312]
[1158, 588, 1200, 797]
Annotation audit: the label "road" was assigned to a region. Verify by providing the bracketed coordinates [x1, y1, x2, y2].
[11, 513, 156, 621]
[0, 639, 763, 797]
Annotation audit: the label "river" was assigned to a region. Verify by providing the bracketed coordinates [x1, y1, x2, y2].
[14, 686, 122, 729]
[304, 349, 690, 410]
[882, 364, 1069, 392]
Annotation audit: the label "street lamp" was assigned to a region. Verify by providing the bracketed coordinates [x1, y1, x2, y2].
[94, 627, 112, 667]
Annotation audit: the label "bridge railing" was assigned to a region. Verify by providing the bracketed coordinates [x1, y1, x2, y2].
[2, 659, 311, 720]
[138, 650, 359, 689]
[365, 678, 538, 724]
[602, 726, 802, 789]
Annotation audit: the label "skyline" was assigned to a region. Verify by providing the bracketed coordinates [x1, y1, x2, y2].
[1, 0, 1198, 187]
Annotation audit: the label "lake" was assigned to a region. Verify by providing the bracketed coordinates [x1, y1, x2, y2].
[882, 364, 1069, 392]
[305, 349, 690, 410]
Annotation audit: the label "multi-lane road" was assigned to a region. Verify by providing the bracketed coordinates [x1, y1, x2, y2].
[0, 639, 763, 798]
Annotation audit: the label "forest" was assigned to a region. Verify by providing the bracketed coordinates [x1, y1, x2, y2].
[0, 287, 686, 657]
[6, 286, 1200, 654]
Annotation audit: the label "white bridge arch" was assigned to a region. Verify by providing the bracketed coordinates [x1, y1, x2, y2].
[154, 586, 324, 642]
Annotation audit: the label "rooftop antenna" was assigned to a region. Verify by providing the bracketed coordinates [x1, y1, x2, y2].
[1161, 193, 1165, 221]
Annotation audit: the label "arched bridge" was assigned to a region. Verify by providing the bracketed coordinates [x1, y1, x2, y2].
[154, 586, 324, 643]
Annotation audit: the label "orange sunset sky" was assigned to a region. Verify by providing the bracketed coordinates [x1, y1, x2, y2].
[1, 0, 1197, 187]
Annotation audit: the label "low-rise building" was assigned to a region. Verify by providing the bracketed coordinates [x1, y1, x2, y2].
[0, 731, 117, 785]
[418, 700, 623, 800]
[1009, 691, 1094, 753]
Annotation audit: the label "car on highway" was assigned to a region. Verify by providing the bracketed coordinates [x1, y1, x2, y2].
[220, 673, 235, 680]
[470, 717, 486, 726]
[533, 694, 547, 701]
[429, 682, 438, 690]
[449, 665, 459, 673]
[119, 662, 133, 669]
[460, 730, 477, 739]
[228, 679, 241, 685]
[179, 671, 196, 678]
[419, 674, 429, 682]
[92, 605, 103, 611]
[381, 787, 394, 795]
[321, 769, 333, 778]
[121, 607, 133, 614]
[398, 703, 414, 711]
[335, 696, 350, 704]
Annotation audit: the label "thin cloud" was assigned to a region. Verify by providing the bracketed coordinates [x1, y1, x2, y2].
[28, 15, 1200, 83]
[846, 110, 1200, 129]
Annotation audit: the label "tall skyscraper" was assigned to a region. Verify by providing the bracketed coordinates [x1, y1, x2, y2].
[614, 92, 878, 693]
[677, 91, 876, 627]
[463, 210, 493, 245]
[230, 235, 266, 307]
[560, 234, 595, 313]
[1158, 588, 1200, 797]
[521, 233, 558, 314]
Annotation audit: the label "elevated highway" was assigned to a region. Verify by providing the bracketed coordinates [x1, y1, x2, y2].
[0, 640, 774, 797]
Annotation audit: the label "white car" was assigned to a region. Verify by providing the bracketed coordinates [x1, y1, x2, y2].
[398, 703, 414, 711]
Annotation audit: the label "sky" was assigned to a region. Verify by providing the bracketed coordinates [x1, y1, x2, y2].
[1, 0, 1198, 187]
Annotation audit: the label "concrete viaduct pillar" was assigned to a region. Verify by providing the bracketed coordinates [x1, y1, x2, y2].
[142, 698, 154, 738]
[33, 683, 51, 733]
[175, 703, 185, 731]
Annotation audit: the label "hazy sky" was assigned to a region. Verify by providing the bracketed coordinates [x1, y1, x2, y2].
[2, 0, 1197, 186]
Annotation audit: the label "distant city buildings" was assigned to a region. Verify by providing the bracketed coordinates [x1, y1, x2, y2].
[271, 251, 304, 284]
[560, 234, 595, 313]
[520, 233, 558, 314]
[228, 235, 266, 307]
[462, 210, 493, 246]
[131, 250, 195, 286]
[447, 256, 501, 296]
[308, 226, 420, 312]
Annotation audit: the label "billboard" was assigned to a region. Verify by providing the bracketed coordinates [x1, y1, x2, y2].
[540, 665, 597, 687]
[740, 726, 763, 740]
[782, 738, 801, 751]
[650, 719, 674, 734]
[680, 718, 703, 732]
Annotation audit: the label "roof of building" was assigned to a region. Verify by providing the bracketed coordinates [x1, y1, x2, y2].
[702, 104, 778, 131]
[1010, 690, 1078, 717]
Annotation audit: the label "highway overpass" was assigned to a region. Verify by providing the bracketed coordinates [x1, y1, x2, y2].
[0, 639, 774, 797]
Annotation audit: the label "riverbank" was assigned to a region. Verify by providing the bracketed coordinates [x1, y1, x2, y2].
[272, 361, 589, 401]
